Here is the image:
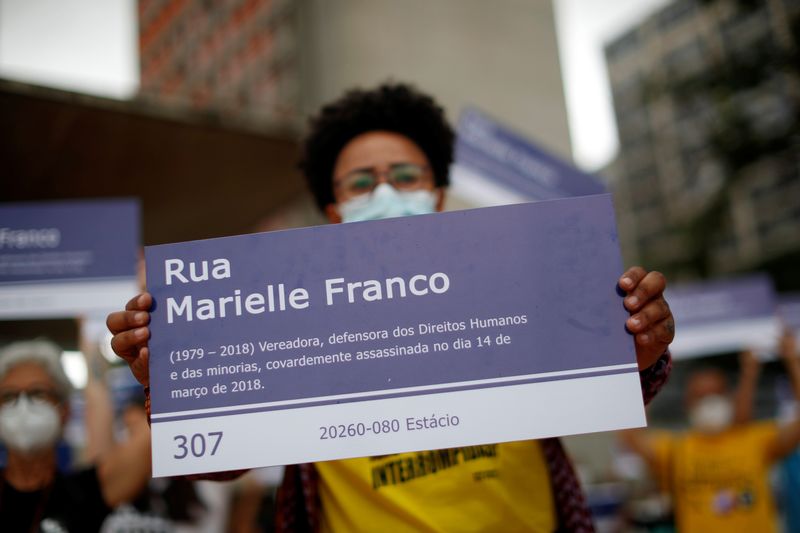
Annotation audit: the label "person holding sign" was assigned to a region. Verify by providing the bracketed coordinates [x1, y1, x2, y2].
[108, 83, 675, 532]
[621, 330, 800, 533]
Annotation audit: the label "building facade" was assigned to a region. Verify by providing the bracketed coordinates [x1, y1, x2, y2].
[137, 0, 300, 131]
[605, 0, 800, 284]
[137, 0, 572, 215]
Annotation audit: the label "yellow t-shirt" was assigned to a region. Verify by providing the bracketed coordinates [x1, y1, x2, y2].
[317, 440, 556, 533]
[652, 422, 779, 533]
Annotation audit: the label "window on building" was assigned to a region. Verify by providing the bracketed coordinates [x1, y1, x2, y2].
[663, 37, 709, 80]
[606, 29, 641, 62]
[618, 107, 651, 146]
[657, 0, 697, 32]
[720, 5, 771, 55]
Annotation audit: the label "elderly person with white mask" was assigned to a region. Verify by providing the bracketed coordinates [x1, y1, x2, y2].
[0, 339, 151, 532]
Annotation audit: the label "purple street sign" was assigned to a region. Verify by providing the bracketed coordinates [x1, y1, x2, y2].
[666, 274, 780, 359]
[453, 107, 607, 202]
[0, 199, 140, 318]
[0, 199, 139, 283]
[144, 195, 646, 476]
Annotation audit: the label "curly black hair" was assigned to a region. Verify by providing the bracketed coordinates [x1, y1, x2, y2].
[300, 82, 455, 211]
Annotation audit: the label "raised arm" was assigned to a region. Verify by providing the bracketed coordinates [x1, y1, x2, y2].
[784, 330, 800, 399]
[619, 428, 658, 470]
[733, 349, 762, 425]
[95, 401, 152, 506]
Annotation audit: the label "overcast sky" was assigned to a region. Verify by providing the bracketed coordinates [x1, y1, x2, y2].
[0, 0, 672, 171]
[554, 0, 672, 170]
[0, 0, 138, 99]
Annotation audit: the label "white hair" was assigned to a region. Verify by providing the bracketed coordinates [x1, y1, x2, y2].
[0, 339, 72, 400]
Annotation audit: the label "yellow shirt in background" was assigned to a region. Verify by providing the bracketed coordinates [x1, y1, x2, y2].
[652, 422, 779, 533]
[317, 440, 556, 533]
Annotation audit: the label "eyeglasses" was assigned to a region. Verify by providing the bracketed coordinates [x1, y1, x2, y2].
[334, 163, 432, 198]
[0, 388, 62, 407]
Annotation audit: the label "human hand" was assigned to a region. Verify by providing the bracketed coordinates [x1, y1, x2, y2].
[778, 328, 798, 361]
[618, 267, 675, 370]
[106, 293, 152, 386]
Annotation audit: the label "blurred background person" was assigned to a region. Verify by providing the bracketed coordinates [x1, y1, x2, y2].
[101, 393, 238, 533]
[0, 339, 151, 532]
[108, 81, 675, 533]
[620, 330, 800, 533]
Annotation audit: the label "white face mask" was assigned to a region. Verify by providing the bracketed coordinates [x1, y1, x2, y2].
[338, 183, 438, 223]
[689, 394, 733, 434]
[0, 394, 61, 453]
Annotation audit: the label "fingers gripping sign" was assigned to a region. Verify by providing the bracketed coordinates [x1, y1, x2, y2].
[618, 267, 675, 370]
[106, 293, 153, 386]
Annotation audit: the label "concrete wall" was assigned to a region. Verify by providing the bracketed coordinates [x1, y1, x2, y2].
[297, 0, 571, 160]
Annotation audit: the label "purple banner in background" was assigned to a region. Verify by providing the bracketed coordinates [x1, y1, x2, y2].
[779, 294, 800, 333]
[667, 274, 776, 326]
[146, 194, 636, 418]
[666, 274, 779, 359]
[0, 199, 140, 284]
[454, 107, 607, 201]
[0, 199, 140, 319]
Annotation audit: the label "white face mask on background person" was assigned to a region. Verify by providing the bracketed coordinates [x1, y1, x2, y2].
[689, 394, 734, 434]
[0, 394, 61, 453]
[338, 183, 438, 223]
